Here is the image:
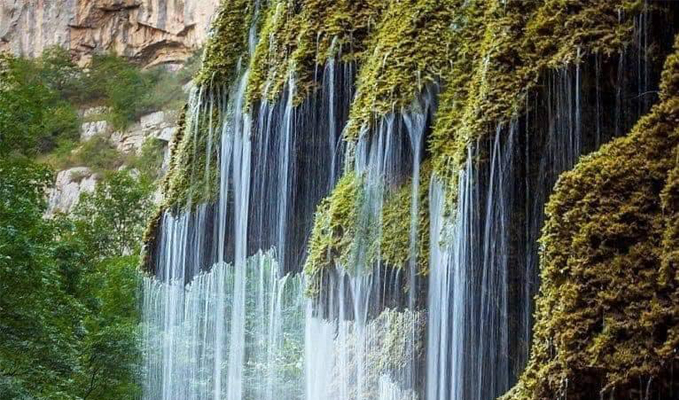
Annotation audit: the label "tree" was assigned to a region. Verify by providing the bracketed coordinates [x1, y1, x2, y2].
[0, 157, 82, 399]
[0, 53, 79, 155]
[72, 170, 154, 258]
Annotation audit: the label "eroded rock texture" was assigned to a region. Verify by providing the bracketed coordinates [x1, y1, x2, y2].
[0, 0, 219, 67]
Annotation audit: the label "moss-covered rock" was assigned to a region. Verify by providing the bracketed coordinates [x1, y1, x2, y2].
[165, 0, 648, 217]
[430, 0, 643, 205]
[380, 162, 431, 275]
[304, 160, 432, 297]
[343, 0, 456, 139]
[503, 45, 678, 400]
[304, 172, 362, 296]
[196, 0, 255, 85]
[161, 101, 221, 210]
[247, 0, 386, 105]
[150, 0, 668, 302]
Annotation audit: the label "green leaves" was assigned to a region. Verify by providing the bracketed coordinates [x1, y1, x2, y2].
[72, 170, 153, 259]
[0, 158, 81, 399]
[0, 160, 149, 399]
[0, 51, 80, 156]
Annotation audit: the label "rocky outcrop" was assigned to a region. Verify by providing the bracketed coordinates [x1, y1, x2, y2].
[46, 107, 177, 215]
[503, 46, 679, 400]
[110, 110, 177, 153]
[0, 0, 220, 67]
[46, 167, 98, 216]
[80, 120, 110, 141]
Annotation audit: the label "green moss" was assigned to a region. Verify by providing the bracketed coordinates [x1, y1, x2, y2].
[245, 0, 455, 118]
[247, 0, 385, 105]
[503, 46, 678, 400]
[140, 204, 164, 273]
[154, 0, 659, 292]
[168, 0, 645, 215]
[156, 0, 254, 211]
[380, 162, 431, 275]
[303, 172, 362, 296]
[304, 161, 433, 297]
[195, 0, 255, 85]
[430, 0, 642, 207]
[161, 100, 222, 211]
[344, 0, 456, 139]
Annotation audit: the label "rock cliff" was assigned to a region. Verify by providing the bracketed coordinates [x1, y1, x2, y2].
[46, 106, 177, 215]
[0, 0, 220, 67]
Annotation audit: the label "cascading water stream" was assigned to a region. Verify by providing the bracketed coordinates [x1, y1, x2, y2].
[425, 27, 662, 397]
[140, 2, 672, 399]
[141, 20, 355, 400]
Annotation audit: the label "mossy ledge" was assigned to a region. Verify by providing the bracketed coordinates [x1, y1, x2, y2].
[304, 163, 432, 298]
[246, 0, 387, 105]
[153, 0, 254, 213]
[149, 0, 672, 293]
[302, 0, 657, 296]
[171, 0, 649, 211]
[502, 45, 679, 400]
[304, 172, 362, 297]
[196, 0, 255, 85]
[430, 0, 646, 205]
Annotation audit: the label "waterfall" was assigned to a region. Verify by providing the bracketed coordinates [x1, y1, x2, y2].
[142, 250, 304, 400]
[426, 65, 591, 400]
[425, 32, 661, 397]
[426, 124, 517, 400]
[140, 2, 672, 398]
[141, 25, 355, 399]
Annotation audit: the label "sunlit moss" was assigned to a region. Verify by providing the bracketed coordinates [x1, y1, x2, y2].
[303, 172, 362, 297]
[343, 0, 456, 139]
[195, 0, 254, 85]
[246, 0, 385, 105]
[304, 161, 432, 297]
[154, 0, 659, 291]
[161, 103, 221, 211]
[430, 0, 642, 207]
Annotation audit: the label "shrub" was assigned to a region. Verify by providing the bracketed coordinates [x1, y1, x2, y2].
[128, 138, 166, 181]
[76, 135, 125, 171]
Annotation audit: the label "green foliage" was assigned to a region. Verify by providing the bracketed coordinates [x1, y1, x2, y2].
[84, 54, 154, 130]
[1, 46, 192, 163]
[86, 54, 192, 129]
[42, 134, 127, 173]
[37, 46, 86, 102]
[504, 46, 679, 400]
[72, 170, 154, 258]
[78, 135, 126, 171]
[76, 256, 141, 400]
[129, 138, 167, 181]
[0, 158, 148, 399]
[0, 53, 79, 155]
[0, 156, 82, 399]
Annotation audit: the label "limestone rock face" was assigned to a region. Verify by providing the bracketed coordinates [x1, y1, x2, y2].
[110, 109, 177, 153]
[80, 120, 110, 141]
[0, 0, 220, 67]
[45, 107, 178, 215]
[46, 167, 98, 216]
